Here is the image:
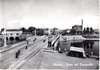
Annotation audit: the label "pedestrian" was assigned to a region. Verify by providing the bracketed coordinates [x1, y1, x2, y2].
[26, 40, 28, 49]
[15, 52, 18, 58]
[35, 38, 37, 40]
[26, 46, 27, 49]
[18, 49, 20, 55]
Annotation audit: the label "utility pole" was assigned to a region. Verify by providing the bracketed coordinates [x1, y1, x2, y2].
[3, 28, 7, 50]
[81, 19, 83, 35]
[35, 29, 36, 36]
[48, 28, 51, 47]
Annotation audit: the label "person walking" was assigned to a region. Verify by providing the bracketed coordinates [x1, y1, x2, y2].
[26, 46, 27, 49]
[26, 40, 28, 49]
[18, 49, 20, 55]
[15, 50, 21, 58]
[15, 52, 18, 58]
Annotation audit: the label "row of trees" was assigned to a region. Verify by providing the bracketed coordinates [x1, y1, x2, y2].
[83, 27, 94, 34]
[20, 27, 44, 36]
[61, 27, 94, 35]
[20, 27, 36, 33]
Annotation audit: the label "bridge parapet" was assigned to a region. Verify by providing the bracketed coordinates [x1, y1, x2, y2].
[51, 36, 60, 47]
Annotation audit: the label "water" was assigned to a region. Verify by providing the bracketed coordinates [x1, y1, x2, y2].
[0, 39, 4, 47]
[71, 40, 99, 56]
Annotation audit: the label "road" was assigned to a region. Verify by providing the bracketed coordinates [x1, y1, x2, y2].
[9, 40, 48, 69]
[0, 36, 48, 69]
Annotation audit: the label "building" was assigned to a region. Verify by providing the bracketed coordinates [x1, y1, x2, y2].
[50, 28, 59, 35]
[72, 25, 82, 35]
[71, 19, 83, 35]
[43, 28, 49, 35]
[2, 29, 22, 41]
[72, 25, 82, 30]
[94, 29, 99, 34]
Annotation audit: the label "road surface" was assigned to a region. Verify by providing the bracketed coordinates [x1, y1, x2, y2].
[0, 36, 47, 69]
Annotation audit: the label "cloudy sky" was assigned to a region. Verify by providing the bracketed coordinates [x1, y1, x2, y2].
[0, 0, 99, 29]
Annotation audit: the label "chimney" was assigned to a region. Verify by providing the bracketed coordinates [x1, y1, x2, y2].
[81, 19, 83, 30]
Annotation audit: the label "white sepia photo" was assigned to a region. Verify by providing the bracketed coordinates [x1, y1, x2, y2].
[0, 0, 99, 69]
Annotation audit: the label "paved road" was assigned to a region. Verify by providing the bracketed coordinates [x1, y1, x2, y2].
[20, 47, 99, 69]
[9, 40, 48, 69]
[0, 36, 47, 69]
[0, 36, 43, 54]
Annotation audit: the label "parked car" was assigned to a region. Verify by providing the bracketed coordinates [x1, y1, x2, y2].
[66, 46, 86, 58]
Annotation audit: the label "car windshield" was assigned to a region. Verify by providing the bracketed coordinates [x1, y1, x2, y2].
[68, 51, 84, 58]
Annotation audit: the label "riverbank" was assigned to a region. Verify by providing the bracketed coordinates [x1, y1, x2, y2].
[82, 34, 99, 38]
[62, 35, 86, 40]
[62, 35, 99, 41]
[86, 38, 99, 41]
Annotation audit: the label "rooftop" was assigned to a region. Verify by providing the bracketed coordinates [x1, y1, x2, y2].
[6, 29, 22, 31]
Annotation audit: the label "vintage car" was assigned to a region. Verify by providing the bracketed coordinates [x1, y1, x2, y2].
[66, 46, 86, 58]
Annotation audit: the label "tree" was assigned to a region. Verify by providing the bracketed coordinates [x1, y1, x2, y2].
[86, 27, 89, 34]
[28, 27, 36, 33]
[70, 27, 76, 35]
[83, 27, 94, 35]
[1, 28, 4, 32]
[20, 27, 27, 32]
[90, 27, 94, 34]
[83, 28, 86, 34]
[36, 28, 44, 36]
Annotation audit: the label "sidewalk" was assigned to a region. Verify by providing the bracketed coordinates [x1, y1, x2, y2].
[20, 48, 99, 69]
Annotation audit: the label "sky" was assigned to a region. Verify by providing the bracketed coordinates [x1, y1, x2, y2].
[0, 0, 99, 30]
